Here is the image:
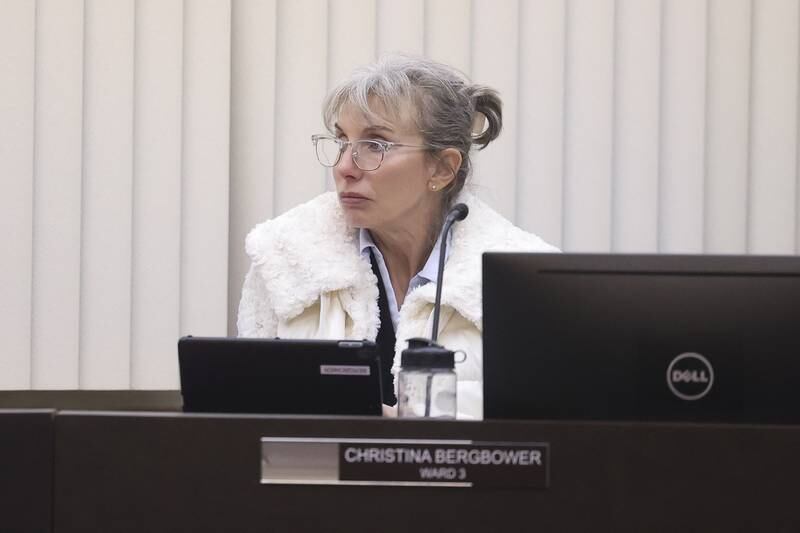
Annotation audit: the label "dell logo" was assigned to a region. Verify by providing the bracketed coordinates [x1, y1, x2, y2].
[666, 353, 714, 401]
[671, 369, 710, 383]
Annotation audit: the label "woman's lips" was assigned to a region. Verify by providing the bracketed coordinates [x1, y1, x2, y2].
[339, 193, 370, 206]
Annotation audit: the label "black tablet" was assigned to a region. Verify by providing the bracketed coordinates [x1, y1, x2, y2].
[178, 336, 382, 415]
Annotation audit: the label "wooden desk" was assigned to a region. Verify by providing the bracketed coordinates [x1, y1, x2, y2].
[0, 409, 54, 533]
[51, 412, 800, 533]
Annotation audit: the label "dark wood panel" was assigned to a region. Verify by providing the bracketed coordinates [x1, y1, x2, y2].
[53, 413, 800, 533]
[0, 410, 54, 533]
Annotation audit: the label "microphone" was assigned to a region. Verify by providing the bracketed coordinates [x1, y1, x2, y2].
[397, 203, 469, 418]
[431, 203, 469, 343]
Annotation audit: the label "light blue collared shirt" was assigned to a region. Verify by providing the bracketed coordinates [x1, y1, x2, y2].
[359, 227, 450, 331]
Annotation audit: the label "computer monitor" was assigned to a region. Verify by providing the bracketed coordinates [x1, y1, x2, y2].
[482, 253, 800, 424]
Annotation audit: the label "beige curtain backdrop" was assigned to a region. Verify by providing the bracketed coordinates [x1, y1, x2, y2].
[1, 0, 798, 390]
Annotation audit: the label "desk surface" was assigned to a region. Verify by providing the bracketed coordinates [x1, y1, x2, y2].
[0, 390, 182, 411]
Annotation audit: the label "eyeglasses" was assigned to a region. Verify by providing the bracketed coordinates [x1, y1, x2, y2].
[311, 134, 432, 171]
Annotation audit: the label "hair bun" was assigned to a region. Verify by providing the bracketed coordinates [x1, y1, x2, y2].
[471, 111, 488, 137]
[467, 85, 502, 150]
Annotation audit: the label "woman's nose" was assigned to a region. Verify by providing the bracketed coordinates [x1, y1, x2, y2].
[336, 144, 360, 176]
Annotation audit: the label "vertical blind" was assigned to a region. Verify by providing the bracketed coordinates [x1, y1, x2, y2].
[1, 0, 798, 390]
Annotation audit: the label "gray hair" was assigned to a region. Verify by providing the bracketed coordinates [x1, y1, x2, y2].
[322, 54, 503, 204]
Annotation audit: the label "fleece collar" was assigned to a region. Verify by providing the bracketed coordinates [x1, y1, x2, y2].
[245, 190, 557, 338]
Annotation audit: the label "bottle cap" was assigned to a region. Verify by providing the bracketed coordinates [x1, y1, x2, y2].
[401, 337, 455, 369]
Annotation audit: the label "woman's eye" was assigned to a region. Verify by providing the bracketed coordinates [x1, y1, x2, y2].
[365, 141, 385, 152]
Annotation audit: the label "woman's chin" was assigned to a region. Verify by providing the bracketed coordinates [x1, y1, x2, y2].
[342, 211, 371, 229]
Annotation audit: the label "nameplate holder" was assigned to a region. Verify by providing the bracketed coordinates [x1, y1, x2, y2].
[260, 437, 549, 489]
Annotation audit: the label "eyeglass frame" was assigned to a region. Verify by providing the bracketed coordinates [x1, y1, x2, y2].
[311, 134, 436, 171]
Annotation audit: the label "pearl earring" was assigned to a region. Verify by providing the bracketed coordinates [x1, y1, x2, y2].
[430, 183, 438, 191]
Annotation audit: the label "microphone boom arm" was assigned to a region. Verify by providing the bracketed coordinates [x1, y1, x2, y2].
[431, 203, 468, 343]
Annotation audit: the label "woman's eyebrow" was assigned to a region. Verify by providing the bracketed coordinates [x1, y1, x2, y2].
[333, 123, 395, 135]
[363, 125, 394, 135]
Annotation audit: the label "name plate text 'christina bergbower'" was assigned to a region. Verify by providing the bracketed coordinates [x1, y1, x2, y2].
[260, 438, 549, 489]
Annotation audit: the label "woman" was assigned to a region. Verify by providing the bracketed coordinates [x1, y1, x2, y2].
[237, 55, 557, 419]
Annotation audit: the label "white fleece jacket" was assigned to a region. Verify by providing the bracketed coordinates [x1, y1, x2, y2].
[237, 191, 558, 419]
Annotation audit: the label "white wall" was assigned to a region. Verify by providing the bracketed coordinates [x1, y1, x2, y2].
[1, 0, 798, 390]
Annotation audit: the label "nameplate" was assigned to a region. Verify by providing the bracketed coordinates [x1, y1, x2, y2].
[261, 437, 549, 489]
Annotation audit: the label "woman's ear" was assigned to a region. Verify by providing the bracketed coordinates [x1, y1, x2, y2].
[429, 148, 462, 191]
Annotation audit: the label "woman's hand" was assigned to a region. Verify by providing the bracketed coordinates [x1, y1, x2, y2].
[382, 404, 397, 417]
